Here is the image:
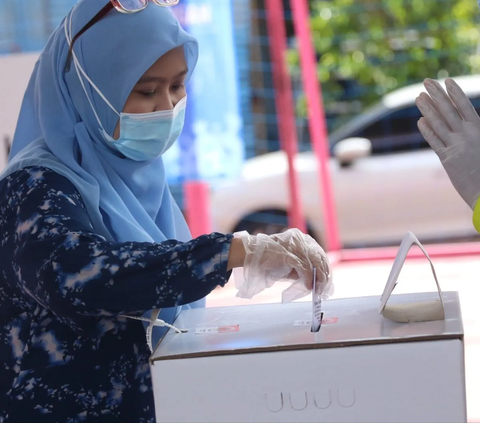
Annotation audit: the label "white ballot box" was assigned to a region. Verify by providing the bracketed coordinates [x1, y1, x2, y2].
[150, 291, 466, 422]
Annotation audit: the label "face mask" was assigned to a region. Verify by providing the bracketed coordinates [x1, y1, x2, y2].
[66, 21, 186, 162]
[100, 97, 187, 162]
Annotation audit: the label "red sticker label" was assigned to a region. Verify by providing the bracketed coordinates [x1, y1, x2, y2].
[195, 325, 239, 334]
[217, 325, 240, 333]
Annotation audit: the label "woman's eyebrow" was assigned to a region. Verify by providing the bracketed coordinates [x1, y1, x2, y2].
[137, 69, 188, 84]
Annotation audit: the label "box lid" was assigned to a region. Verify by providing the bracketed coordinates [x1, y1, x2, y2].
[150, 291, 463, 363]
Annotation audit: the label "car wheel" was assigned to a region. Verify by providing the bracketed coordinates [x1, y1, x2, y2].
[233, 209, 320, 244]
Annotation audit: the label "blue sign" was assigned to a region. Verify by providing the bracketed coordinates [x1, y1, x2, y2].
[166, 0, 244, 185]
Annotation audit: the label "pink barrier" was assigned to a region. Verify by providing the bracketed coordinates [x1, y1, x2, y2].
[184, 181, 212, 238]
[265, 0, 307, 233]
[337, 242, 480, 263]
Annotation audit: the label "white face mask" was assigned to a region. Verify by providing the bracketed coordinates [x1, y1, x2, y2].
[64, 12, 186, 162]
[100, 97, 187, 162]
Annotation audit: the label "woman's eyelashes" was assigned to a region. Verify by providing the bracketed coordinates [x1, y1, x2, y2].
[132, 77, 186, 105]
[140, 90, 156, 98]
[134, 83, 157, 98]
[137, 84, 184, 98]
[171, 82, 185, 92]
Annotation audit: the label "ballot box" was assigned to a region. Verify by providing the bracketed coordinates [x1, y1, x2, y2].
[150, 291, 466, 422]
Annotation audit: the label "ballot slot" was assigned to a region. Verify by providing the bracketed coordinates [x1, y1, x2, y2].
[310, 267, 323, 333]
[310, 312, 324, 333]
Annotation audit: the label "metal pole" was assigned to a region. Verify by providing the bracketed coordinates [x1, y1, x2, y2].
[265, 0, 307, 233]
[184, 181, 212, 237]
[290, 0, 341, 251]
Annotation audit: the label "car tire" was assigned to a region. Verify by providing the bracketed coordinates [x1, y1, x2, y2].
[233, 209, 320, 245]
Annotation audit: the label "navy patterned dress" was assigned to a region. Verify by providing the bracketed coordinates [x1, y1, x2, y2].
[0, 166, 232, 422]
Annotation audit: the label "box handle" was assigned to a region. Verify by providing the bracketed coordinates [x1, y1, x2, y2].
[378, 232, 445, 323]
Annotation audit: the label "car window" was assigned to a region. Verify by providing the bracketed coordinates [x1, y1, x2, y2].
[350, 96, 480, 155]
[350, 105, 426, 155]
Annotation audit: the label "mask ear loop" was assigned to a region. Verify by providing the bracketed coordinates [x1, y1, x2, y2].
[118, 311, 185, 353]
[63, 6, 120, 132]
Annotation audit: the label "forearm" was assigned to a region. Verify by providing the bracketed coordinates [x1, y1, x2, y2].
[227, 237, 246, 270]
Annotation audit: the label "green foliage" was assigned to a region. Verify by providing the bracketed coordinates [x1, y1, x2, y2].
[288, 0, 480, 118]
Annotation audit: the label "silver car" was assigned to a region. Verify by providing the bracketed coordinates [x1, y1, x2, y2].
[210, 75, 480, 248]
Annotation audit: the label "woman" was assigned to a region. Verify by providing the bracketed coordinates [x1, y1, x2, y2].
[0, 0, 331, 421]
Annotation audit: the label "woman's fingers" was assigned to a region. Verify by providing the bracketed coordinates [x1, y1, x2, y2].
[415, 93, 453, 147]
[445, 78, 480, 123]
[423, 78, 464, 133]
[417, 116, 446, 152]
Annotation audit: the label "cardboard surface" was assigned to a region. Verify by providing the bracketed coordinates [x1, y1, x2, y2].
[151, 291, 466, 422]
[151, 291, 463, 362]
[153, 340, 465, 422]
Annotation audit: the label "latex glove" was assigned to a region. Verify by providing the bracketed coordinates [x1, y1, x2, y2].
[233, 228, 333, 303]
[415, 78, 480, 210]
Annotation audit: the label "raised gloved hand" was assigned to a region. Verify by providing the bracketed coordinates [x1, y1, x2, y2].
[233, 228, 333, 303]
[416, 78, 480, 210]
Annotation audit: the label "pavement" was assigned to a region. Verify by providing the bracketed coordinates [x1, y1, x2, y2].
[206, 250, 480, 421]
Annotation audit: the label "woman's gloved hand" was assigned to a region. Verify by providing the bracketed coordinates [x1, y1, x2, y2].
[416, 78, 480, 210]
[233, 228, 333, 303]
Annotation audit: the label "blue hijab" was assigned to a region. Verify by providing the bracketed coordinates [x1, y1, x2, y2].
[2, 0, 203, 344]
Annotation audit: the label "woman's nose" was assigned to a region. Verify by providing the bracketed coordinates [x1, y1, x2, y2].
[156, 94, 174, 112]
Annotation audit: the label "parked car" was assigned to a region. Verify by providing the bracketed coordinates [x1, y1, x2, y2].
[210, 75, 480, 249]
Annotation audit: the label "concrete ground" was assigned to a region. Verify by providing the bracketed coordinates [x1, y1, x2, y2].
[206, 250, 480, 421]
